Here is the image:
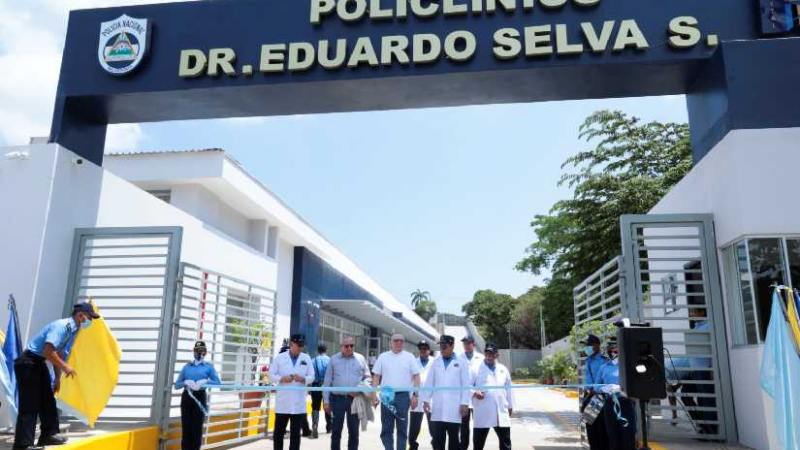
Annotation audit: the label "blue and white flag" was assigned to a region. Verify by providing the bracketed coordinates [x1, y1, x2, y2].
[0, 295, 23, 421]
[760, 291, 800, 450]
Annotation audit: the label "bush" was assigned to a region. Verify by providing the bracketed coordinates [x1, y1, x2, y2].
[513, 368, 531, 379]
[535, 350, 578, 384]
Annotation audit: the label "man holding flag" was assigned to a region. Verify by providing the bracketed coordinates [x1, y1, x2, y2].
[12, 302, 98, 450]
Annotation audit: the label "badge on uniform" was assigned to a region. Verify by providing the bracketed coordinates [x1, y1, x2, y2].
[454, 363, 460, 368]
[301, 361, 308, 365]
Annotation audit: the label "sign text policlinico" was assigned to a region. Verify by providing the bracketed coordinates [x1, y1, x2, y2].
[178, 0, 720, 78]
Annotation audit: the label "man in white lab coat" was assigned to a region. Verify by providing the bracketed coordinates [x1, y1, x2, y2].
[423, 335, 471, 450]
[459, 336, 485, 450]
[268, 334, 315, 450]
[409, 340, 434, 450]
[471, 343, 513, 450]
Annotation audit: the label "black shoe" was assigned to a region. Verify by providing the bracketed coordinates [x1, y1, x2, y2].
[302, 431, 312, 438]
[13, 446, 46, 450]
[38, 434, 68, 446]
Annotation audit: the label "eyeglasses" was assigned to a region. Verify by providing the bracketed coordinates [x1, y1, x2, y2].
[392, 339, 404, 343]
[342, 344, 355, 348]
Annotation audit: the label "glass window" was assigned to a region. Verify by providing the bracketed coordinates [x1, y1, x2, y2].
[724, 237, 797, 346]
[787, 239, 800, 288]
[724, 244, 758, 345]
[747, 238, 786, 341]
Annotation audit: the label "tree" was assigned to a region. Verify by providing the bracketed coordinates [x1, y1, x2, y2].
[517, 110, 692, 341]
[510, 287, 544, 349]
[462, 290, 517, 348]
[414, 299, 438, 322]
[410, 289, 431, 308]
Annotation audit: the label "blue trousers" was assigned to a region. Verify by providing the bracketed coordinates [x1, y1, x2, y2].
[331, 395, 360, 450]
[380, 392, 410, 450]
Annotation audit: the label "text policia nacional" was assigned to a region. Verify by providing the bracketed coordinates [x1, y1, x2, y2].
[178, 0, 720, 78]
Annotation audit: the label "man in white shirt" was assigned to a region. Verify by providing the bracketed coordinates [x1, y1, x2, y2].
[268, 334, 315, 450]
[409, 340, 434, 450]
[372, 333, 421, 450]
[424, 335, 471, 450]
[471, 343, 513, 450]
[459, 336, 485, 450]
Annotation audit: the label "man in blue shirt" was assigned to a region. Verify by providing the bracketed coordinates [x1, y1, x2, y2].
[310, 344, 331, 438]
[596, 338, 636, 450]
[13, 302, 99, 450]
[174, 340, 220, 450]
[581, 334, 608, 450]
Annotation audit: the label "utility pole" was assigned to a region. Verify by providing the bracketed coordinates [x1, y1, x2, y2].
[540, 304, 547, 348]
[507, 324, 513, 371]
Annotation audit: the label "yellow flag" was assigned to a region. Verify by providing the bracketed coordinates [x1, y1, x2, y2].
[787, 289, 800, 354]
[56, 302, 122, 427]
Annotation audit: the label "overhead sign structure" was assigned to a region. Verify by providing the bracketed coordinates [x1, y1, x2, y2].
[50, 0, 800, 166]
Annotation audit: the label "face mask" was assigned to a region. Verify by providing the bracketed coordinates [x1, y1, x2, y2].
[81, 319, 93, 330]
[584, 346, 595, 356]
[194, 352, 204, 361]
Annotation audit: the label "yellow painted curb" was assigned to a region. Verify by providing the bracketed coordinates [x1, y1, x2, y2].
[650, 442, 671, 450]
[58, 425, 159, 450]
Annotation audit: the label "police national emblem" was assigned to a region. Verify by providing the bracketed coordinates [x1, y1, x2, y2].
[98, 15, 150, 75]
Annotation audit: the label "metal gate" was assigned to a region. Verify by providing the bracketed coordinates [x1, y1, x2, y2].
[574, 214, 737, 444]
[159, 263, 277, 450]
[63, 227, 183, 426]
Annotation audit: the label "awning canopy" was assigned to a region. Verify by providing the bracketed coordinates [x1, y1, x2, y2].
[320, 299, 436, 343]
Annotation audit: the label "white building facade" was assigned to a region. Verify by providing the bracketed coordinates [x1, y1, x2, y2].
[0, 144, 436, 440]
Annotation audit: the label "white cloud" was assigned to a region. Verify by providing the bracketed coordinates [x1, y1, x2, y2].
[106, 124, 145, 152]
[0, 1, 196, 147]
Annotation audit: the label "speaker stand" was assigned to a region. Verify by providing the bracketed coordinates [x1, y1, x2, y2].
[638, 399, 651, 450]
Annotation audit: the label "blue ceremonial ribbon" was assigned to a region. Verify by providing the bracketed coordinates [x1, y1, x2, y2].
[188, 383, 610, 393]
[185, 389, 210, 417]
[611, 393, 629, 428]
[181, 383, 614, 418]
[378, 386, 404, 420]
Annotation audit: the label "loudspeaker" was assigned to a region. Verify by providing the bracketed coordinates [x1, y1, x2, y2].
[618, 327, 667, 400]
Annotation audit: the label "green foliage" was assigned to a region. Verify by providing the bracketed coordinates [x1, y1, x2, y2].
[569, 320, 617, 355]
[517, 110, 692, 342]
[535, 350, 578, 383]
[414, 299, 438, 322]
[512, 367, 531, 379]
[227, 318, 273, 358]
[410, 289, 431, 308]
[510, 287, 544, 349]
[462, 289, 517, 348]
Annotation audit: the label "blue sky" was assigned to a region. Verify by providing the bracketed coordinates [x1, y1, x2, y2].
[0, 1, 689, 314]
[128, 98, 688, 313]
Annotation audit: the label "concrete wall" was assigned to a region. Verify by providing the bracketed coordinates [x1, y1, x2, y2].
[650, 127, 800, 450]
[497, 349, 542, 373]
[542, 336, 572, 358]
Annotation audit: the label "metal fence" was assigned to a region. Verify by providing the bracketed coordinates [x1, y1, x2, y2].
[574, 215, 737, 445]
[159, 263, 277, 450]
[573, 256, 626, 447]
[63, 227, 279, 449]
[63, 227, 183, 426]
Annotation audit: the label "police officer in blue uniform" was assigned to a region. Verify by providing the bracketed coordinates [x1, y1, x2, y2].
[581, 334, 609, 450]
[13, 302, 99, 450]
[595, 338, 636, 450]
[174, 341, 220, 450]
